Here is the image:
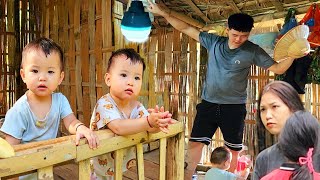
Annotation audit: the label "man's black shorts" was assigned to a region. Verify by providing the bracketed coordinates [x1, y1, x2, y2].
[189, 100, 246, 151]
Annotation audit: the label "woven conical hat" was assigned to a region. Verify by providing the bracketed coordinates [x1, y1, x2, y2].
[274, 25, 310, 61]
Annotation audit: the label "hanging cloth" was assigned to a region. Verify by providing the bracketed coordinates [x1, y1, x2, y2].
[299, 4, 320, 32]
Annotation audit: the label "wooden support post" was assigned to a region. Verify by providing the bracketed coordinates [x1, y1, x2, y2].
[176, 128, 185, 180]
[115, 149, 124, 180]
[38, 166, 54, 180]
[159, 138, 167, 180]
[79, 159, 91, 180]
[136, 143, 145, 180]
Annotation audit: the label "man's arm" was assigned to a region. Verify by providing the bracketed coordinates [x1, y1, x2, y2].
[268, 57, 295, 74]
[147, 0, 200, 41]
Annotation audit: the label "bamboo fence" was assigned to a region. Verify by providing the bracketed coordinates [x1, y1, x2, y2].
[1, 0, 320, 167]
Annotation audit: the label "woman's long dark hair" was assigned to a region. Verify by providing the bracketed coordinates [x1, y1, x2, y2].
[279, 111, 320, 180]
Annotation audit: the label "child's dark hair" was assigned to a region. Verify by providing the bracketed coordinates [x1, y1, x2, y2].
[228, 13, 254, 32]
[279, 111, 319, 180]
[210, 146, 231, 164]
[21, 37, 64, 71]
[107, 48, 146, 73]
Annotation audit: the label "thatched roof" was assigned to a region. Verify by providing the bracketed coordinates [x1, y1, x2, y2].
[118, 0, 319, 31]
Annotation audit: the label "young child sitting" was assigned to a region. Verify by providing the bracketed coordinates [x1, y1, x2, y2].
[90, 48, 175, 179]
[205, 146, 250, 180]
[261, 111, 320, 180]
[0, 37, 99, 179]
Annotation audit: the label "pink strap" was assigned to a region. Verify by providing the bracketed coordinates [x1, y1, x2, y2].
[299, 148, 315, 173]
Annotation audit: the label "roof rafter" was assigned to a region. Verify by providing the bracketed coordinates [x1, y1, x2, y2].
[185, 0, 211, 23]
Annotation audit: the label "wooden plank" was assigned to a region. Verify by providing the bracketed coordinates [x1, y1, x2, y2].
[126, 160, 159, 180]
[0, 139, 76, 177]
[115, 149, 124, 180]
[159, 138, 166, 180]
[78, 159, 91, 180]
[38, 166, 54, 180]
[53, 162, 78, 180]
[76, 131, 148, 161]
[148, 122, 184, 141]
[136, 143, 145, 180]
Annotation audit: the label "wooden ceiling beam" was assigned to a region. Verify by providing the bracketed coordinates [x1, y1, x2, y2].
[203, 5, 311, 30]
[184, 0, 211, 23]
[205, 0, 310, 13]
[169, 9, 206, 29]
[227, 0, 241, 13]
[271, 0, 284, 12]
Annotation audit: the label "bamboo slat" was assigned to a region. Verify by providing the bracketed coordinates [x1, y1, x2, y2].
[80, 0, 91, 125]
[74, 0, 84, 121]
[148, 36, 157, 108]
[94, 0, 103, 99]
[113, 1, 124, 50]
[88, 0, 97, 117]
[101, 0, 113, 94]
[67, 0, 77, 118]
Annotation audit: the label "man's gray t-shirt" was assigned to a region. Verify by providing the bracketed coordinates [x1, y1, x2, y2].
[199, 32, 275, 104]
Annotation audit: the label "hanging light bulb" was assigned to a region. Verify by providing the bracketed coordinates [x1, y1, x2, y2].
[121, 0, 152, 43]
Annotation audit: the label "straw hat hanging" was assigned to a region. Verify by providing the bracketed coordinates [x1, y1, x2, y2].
[274, 25, 310, 62]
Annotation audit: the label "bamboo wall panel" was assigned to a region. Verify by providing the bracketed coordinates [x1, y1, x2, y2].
[40, 0, 114, 129]
[2, 0, 320, 170]
[0, 0, 41, 116]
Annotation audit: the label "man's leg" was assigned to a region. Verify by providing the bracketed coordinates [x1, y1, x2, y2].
[219, 104, 247, 173]
[184, 141, 205, 180]
[229, 149, 240, 173]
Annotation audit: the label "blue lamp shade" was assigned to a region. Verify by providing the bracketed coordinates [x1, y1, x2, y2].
[121, 1, 152, 43]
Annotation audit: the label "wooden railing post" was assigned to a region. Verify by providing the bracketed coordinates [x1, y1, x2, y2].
[78, 159, 91, 180]
[38, 166, 54, 179]
[114, 149, 124, 180]
[136, 143, 145, 180]
[175, 129, 185, 180]
[159, 138, 167, 180]
[0, 122, 184, 179]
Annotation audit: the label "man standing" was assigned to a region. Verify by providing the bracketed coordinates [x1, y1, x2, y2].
[148, 1, 297, 179]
